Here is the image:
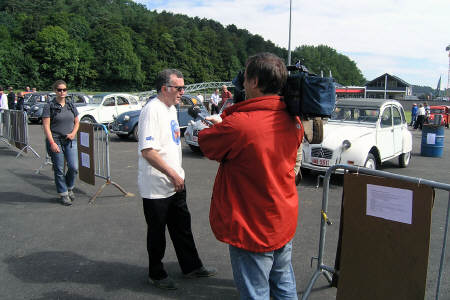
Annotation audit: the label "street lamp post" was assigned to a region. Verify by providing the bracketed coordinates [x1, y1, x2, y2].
[287, 0, 292, 65]
[446, 45, 450, 97]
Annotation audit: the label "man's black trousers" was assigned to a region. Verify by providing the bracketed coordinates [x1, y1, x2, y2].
[143, 190, 203, 280]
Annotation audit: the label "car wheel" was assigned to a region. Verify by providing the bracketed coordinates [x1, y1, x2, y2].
[133, 125, 139, 142]
[81, 116, 95, 124]
[398, 151, 411, 168]
[364, 153, 377, 170]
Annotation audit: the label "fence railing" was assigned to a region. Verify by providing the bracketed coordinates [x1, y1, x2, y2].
[88, 123, 134, 203]
[0, 109, 39, 158]
[302, 164, 450, 300]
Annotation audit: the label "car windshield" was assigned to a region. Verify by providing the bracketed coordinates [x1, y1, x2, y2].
[431, 108, 444, 114]
[90, 95, 104, 105]
[330, 107, 379, 123]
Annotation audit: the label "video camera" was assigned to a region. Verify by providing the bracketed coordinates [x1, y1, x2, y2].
[232, 61, 336, 118]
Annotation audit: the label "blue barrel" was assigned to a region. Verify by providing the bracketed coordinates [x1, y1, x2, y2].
[421, 125, 445, 157]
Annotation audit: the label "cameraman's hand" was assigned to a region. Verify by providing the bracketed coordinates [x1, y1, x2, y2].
[205, 115, 222, 125]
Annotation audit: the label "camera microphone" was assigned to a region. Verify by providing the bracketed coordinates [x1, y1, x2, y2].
[187, 106, 214, 126]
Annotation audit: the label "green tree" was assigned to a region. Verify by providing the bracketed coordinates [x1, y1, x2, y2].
[90, 23, 145, 90]
[32, 26, 80, 88]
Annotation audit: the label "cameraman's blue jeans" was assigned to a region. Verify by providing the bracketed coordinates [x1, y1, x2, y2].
[46, 138, 78, 196]
[229, 240, 297, 300]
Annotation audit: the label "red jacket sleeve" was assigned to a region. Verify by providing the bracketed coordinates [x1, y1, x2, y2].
[198, 114, 243, 162]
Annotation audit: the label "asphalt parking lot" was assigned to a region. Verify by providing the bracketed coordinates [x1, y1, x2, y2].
[1, 124, 449, 300]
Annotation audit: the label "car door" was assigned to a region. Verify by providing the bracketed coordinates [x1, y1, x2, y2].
[392, 105, 404, 154]
[377, 105, 395, 159]
[99, 96, 118, 123]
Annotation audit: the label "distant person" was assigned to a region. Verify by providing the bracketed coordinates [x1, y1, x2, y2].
[16, 92, 24, 111]
[137, 69, 217, 290]
[0, 86, 8, 110]
[414, 103, 426, 130]
[42, 80, 79, 206]
[25, 86, 31, 92]
[210, 89, 220, 114]
[32, 87, 37, 92]
[7, 87, 15, 110]
[220, 85, 232, 108]
[424, 102, 430, 124]
[410, 103, 418, 126]
[199, 53, 303, 299]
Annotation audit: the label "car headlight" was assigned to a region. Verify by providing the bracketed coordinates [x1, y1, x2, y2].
[33, 106, 39, 111]
[123, 115, 130, 121]
[342, 140, 351, 150]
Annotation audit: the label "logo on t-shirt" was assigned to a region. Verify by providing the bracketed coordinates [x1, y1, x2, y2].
[171, 120, 180, 145]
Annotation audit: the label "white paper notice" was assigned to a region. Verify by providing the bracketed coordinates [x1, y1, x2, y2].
[427, 133, 436, 145]
[81, 152, 90, 168]
[80, 132, 90, 148]
[366, 184, 413, 224]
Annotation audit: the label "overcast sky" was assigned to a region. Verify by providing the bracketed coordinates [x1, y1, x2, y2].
[134, 0, 449, 89]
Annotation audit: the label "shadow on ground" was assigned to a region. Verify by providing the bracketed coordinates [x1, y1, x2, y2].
[5, 251, 237, 299]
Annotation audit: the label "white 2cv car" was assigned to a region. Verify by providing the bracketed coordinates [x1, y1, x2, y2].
[301, 98, 412, 172]
[77, 93, 141, 124]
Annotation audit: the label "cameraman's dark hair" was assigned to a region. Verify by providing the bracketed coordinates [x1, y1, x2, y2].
[245, 52, 287, 94]
[156, 69, 183, 93]
[52, 80, 67, 90]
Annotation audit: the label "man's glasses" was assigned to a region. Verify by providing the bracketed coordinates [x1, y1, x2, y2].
[56, 88, 67, 92]
[167, 85, 186, 92]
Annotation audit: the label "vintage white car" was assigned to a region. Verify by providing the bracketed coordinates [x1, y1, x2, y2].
[301, 98, 412, 172]
[77, 93, 141, 124]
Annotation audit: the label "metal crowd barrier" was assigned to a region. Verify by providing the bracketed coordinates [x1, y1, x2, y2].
[302, 164, 450, 300]
[89, 123, 134, 203]
[0, 109, 39, 159]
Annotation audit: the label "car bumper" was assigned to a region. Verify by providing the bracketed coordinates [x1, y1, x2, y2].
[301, 161, 345, 174]
[108, 122, 131, 135]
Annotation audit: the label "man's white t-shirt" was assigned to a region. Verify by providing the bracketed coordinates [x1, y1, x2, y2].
[138, 98, 184, 199]
[210, 93, 220, 106]
[0, 94, 8, 109]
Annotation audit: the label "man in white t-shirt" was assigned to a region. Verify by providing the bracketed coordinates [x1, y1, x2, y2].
[210, 89, 220, 114]
[0, 86, 8, 110]
[138, 69, 217, 290]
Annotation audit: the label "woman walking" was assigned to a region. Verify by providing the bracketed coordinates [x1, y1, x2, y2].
[42, 80, 79, 206]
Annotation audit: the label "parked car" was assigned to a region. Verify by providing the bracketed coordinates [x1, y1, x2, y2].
[26, 92, 55, 123]
[184, 98, 234, 152]
[428, 105, 449, 128]
[77, 93, 141, 124]
[109, 94, 207, 141]
[66, 92, 91, 107]
[26, 92, 91, 123]
[301, 98, 412, 173]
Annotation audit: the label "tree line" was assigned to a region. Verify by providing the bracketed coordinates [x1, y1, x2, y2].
[0, 0, 366, 91]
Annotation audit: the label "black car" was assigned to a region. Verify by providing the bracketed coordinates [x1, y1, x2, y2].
[109, 94, 208, 141]
[26, 92, 91, 123]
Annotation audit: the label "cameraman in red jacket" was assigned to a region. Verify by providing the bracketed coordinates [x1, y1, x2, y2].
[199, 52, 303, 299]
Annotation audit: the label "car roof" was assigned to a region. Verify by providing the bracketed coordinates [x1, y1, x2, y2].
[92, 93, 136, 97]
[336, 98, 400, 109]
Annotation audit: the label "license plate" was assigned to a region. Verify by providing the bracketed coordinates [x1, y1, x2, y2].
[312, 157, 330, 166]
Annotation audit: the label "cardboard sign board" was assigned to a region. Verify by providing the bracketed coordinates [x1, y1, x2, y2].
[77, 122, 95, 185]
[336, 173, 434, 300]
